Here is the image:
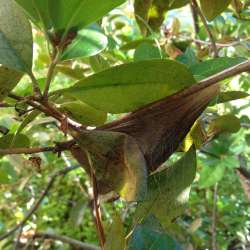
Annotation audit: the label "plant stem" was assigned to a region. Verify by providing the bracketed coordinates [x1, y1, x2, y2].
[212, 183, 218, 250]
[30, 232, 100, 250]
[191, 0, 218, 57]
[28, 71, 42, 98]
[86, 151, 105, 249]
[0, 140, 76, 155]
[43, 48, 60, 99]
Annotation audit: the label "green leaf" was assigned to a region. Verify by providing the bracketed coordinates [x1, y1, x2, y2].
[75, 130, 147, 201]
[199, 164, 226, 188]
[60, 29, 108, 61]
[63, 59, 196, 113]
[0, 162, 18, 184]
[59, 101, 107, 126]
[48, 0, 126, 32]
[89, 55, 110, 73]
[56, 65, 86, 80]
[216, 91, 249, 103]
[128, 215, 183, 250]
[69, 199, 87, 226]
[208, 114, 241, 135]
[135, 147, 196, 226]
[0, 0, 33, 72]
[134, 43, 162, 62]
[11, 110, 40, 147]
[0, 68, 22, 102]
[15, 0, 51, 29]
[0, 0, 33, 101]
[121, 39, 154, 51]
[189, 57, 246, 81]
[105, 215, 126, 250]
[199, 0, 232, 21]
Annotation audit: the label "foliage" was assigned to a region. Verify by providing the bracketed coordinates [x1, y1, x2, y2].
[0, 0, 249, 249]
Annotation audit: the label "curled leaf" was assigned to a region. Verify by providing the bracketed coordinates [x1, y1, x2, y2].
[72, 130, 147, 201]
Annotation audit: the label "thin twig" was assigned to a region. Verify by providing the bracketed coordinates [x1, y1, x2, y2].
[13, 226, 24, 250]
[43, 48, 61, 99]
[185, 60, 250, 96]
[8, 93, 82, 132]
[191, 0, 218, 57]
[28, 71, 42, 98]
[0, 140, 76, 156]
[211, 183, 218, 250]
[190, 2, 201, 50]
[30, 232, 100, 250]
[0, 146, 55, 155]
[0, 165, 79, 241]
[0, 103, 13, 108]
[194, 38, 250, 48]
[86, 151, 105, 249]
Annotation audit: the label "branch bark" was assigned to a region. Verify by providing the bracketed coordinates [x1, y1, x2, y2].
[31, 232, 100, 250]
[0, 165, 80, 241]
[0, 140, 76, 156]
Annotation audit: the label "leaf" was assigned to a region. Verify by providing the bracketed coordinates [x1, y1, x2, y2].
[134, 43, 162, 62]
[189, 57, 247, 81]
[100, 83, 219, 171]
[48, 0, 126, 32]
[180, 120, 206, 151]
[105, 215, 126, 250]
[15, 0, 51, 29]
[0, 162, 18, 184]
[63, 59, 196, 113]
[69, 199, 87, 226]
[176, 47, 198, 66]
[216, 91, 249, 103]
[74, 130, 147, 201]
[135, 147, 196, 226]
[11, 110, 40, 146]
[59, 101, 107, 126]
[208, 114, 241, 135]
[199, 164, 226, 188]
[121, 39, 154, 51]
[134, 0, 188, 33]
[89, 55, 110, 73]
[128, 215, 183, 250]
[0, 0, 33, 72]
[199, 0, 232, 21]
[0, 68, 22, 102]
[60, 29, 108, 61]
[56, 65, 85, 80]
[0, 0, 33, 101]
